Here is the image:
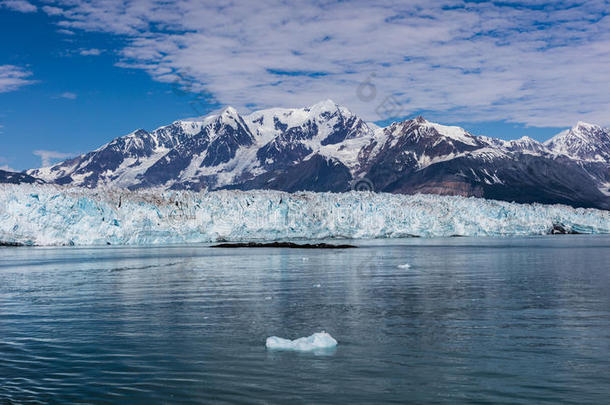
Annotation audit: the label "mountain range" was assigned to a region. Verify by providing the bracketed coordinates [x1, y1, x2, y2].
[5, 100, 610, 209]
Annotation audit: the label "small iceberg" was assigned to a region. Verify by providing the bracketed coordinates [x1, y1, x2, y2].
[397, 263, 411, 269]
[265, 331, 337, 352]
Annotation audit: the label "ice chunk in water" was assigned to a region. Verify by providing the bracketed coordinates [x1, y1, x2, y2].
[397, 263, 411, 269]
[265, 331, 337, 351]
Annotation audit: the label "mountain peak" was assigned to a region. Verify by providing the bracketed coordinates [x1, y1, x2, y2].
[412, 118, 479, 146]
[131, 129, 149, 137]
[514, 135, 540, 144]
[311, 99, 338, 108]
[413, 115, 428, 124]
[308, 99, 340, 114]
[562, 121, 608, 141]
[210, 106, 243, 130]
[217, 106, 241, 120]
[174, 106, 241, 127]
[574, 121, 600, 130]
[545, 121, 610, 161]
[504, 136, 548, 154]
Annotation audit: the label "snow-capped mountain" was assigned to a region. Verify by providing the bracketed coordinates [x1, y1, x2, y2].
[543, 122, 610, 198]
[545, 122, 610, 162]
[29, 100, 373, 190]
[27, 101, 610, 209]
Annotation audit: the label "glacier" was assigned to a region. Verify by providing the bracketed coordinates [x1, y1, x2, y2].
[266, 332, 338, 352]
[1, 184, 609, 246]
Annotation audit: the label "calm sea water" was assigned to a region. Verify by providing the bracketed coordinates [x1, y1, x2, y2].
[1, 236, 609, 404]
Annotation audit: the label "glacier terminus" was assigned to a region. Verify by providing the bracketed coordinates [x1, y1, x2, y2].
[1, 184, 609, 246]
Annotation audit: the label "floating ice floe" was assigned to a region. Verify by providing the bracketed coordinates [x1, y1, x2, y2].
[265, 331, 338, 352]
[397, 263, 411, 269]
[1, 184, 610, 246]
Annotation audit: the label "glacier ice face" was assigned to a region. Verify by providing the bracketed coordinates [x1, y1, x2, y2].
[1, 184, 609, 246]
[266, 332, 338, 352]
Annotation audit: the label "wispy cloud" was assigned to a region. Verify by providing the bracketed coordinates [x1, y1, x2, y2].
[0, 0, 36, 13]
[44, 0, 610, 126]
[57, 91, 77, 99]
[57, 28, 75, 35]
[79, 48, 102, 56]
[33, 150, 74, 167]
[0, 65, 35, 93]
[42, 5, 63, 16]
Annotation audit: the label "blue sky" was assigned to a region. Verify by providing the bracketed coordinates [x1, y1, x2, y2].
[1, 0, 609, 171]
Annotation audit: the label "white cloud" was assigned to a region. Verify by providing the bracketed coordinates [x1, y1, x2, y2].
[0, 65, 35, 93]
[44, 0, 610, 127]
[42, 5, 63, 16]
[0, 0, 36, 13]
[33, 150, 74, 167]
[57, 28, 75, 35]
[79, 48, 102, 56]
[58, 91, 77, 99]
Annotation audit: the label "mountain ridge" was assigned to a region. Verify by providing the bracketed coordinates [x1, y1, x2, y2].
[21, 100, 610, 209]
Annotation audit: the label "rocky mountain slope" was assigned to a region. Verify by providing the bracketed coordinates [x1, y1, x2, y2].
[0, 169, 43, 185]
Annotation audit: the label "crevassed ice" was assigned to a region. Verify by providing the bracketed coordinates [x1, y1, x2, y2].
[266, 332, 338, 351]
[1, 184, 609, 246]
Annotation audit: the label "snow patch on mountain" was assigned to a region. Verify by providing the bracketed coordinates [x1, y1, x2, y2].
[422, 121, 479, 147]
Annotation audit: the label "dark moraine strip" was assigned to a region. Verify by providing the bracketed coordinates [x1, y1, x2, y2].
[211, 242, 357, 249]
[0, 241, 24, 247]
[549, 224, 582, 235]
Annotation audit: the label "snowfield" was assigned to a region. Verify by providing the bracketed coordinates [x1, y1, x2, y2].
[1, 184, 609, 246]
